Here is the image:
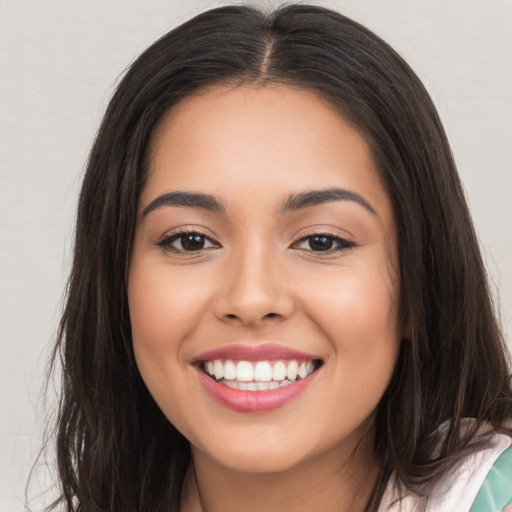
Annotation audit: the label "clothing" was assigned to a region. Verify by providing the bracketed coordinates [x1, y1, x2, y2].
[377, 428, 512, 512]
[471, 445, 512, 512]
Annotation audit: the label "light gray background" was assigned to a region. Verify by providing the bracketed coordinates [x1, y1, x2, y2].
[1, 0, 511, 510]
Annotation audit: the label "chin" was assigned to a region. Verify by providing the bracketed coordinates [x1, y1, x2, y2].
[185, 423, 318, 474]
[204, 444, 311, 474]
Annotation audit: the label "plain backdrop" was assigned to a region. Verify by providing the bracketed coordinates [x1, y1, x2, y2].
[1, 0, 511, 510]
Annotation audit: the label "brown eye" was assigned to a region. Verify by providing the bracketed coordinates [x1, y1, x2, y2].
[158, 231, 219, 253]
[294, 234, 356, 253]
[181, 233, 207, 251]
[308, 235, 334, 251]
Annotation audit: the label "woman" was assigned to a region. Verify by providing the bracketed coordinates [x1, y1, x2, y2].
[47, 4, 512, 511]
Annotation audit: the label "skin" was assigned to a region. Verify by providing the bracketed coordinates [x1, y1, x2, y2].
[128, 84, 403, 512]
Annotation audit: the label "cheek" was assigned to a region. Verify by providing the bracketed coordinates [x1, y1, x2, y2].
[127, 262, 207, 407]
[298, 265, 400, 395]
[128, 262, 212, 436]
[129, 263, 208, 353]
[301, 269, 400, 435]
[303, 270, 399, 344]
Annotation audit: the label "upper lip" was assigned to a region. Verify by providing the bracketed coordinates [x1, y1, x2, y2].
[192, 343, 321, 363]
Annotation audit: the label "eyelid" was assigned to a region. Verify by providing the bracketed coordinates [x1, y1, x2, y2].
[156, 226, 221, 253]
[291, 228, 357, 253]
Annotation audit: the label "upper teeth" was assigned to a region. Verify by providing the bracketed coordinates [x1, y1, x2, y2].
[204, 359, 315, 382]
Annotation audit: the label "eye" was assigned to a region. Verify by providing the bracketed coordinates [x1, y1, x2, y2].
[293, 233, 356, 253]
[157, 231, 219, 253]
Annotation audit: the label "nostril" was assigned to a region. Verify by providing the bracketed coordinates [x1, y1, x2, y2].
[225, 313, 279, 320]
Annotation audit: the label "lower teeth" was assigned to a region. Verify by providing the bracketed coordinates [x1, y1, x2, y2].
[220, 379, 295, 390]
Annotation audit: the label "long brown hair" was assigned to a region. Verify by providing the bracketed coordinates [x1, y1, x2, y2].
[42, 4, 512, 511]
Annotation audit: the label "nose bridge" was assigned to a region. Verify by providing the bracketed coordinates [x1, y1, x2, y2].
[215, 234, 293, 326]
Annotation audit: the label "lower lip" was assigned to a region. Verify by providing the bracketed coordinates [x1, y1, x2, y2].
[196, 367, 318, 413]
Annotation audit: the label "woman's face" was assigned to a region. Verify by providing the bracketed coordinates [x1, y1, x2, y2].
[129, 85, 402, 473]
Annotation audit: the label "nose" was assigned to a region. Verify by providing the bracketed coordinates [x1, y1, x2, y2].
[213, 246, 295, 328]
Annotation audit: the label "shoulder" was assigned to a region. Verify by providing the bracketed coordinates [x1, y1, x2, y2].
[470, 443, 512, 512]
[378, 429, 512, 512]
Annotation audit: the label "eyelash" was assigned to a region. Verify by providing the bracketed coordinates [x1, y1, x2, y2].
[293, 232, 357, 253]
[157, 229, 218, 253]
[157, 229, 356, 255]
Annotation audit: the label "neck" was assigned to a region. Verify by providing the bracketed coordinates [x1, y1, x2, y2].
[180, 427, 380, 512]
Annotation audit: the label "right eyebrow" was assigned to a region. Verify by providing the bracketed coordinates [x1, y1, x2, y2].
[142, 191, 226, 217]
[281, 187, 377, 216]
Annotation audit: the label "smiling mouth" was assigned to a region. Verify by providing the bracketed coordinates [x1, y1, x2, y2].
[200, 358, 324, 391]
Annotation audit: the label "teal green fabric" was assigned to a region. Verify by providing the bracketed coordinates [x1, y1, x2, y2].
[470, 445, 512, 511]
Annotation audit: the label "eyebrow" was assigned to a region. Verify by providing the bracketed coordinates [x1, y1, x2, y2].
[281, 188, 377, 215]
[142, 187, 377, 218]
[142, 191, 226, 217]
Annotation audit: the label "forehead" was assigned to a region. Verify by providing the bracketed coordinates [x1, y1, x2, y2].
[143, 84, 392, 226]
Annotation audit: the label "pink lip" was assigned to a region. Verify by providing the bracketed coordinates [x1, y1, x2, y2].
[192, 343, 320, 363]
[196, 366, 319, 413]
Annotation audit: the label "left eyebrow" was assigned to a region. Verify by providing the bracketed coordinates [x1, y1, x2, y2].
[142, 191, 226, 217]
[280, 187, 377, 215]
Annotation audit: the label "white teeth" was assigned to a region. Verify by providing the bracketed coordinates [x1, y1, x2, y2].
[286, 360, 298, 381]
[214, 360, 223, 380]
[238, 381, 261, 391]
[272, 360, 287, 381]
[222, 380, 293, 390]
[223, 360, 237, 380]
[254, 361, 272, 382]
[236, 361, 254, 381]
[203, 358, 318, 388]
